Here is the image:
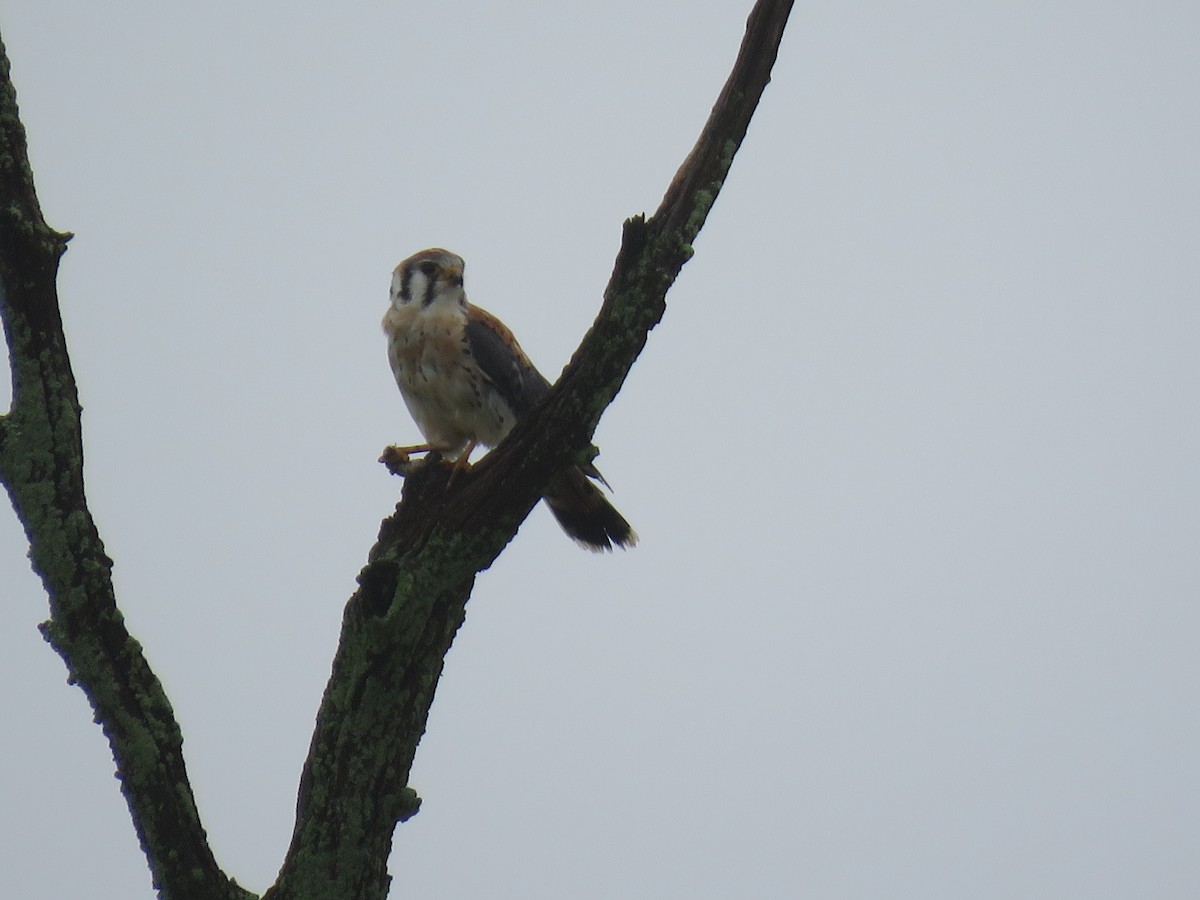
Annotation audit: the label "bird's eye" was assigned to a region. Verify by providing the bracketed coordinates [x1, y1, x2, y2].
[417, 261, 438, 277]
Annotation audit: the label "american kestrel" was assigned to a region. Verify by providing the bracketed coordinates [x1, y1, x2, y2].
[382, 248, 636, 551]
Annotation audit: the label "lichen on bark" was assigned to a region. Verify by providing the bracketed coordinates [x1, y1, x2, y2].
[0, 3, 795, 897]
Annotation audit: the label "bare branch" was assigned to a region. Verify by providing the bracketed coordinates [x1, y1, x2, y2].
[0, 32, 252, 900]
[267, 2, 795, 898]
[1, 2, 793, 897]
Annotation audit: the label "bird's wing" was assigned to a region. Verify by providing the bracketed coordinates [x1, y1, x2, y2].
[465, 304, 551, 416]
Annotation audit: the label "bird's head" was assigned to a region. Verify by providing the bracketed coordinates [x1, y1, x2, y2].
[391, 248, 467, 311]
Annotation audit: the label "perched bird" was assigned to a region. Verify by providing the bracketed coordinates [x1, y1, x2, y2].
[382, 247, 636, 551]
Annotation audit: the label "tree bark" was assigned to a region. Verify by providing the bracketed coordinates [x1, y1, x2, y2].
[0, 34, 255, 900]
[0, 2, 794, 898]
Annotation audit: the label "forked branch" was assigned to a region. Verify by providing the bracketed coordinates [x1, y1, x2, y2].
[0, 2, 794, 898]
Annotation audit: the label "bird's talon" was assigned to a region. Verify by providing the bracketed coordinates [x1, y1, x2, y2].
[379, 445, 426, 476]
[445, 441, 477, 488]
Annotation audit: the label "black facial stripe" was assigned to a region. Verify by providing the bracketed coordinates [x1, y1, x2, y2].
[422, 271, 437, 307]
[398, 265, 413, 303]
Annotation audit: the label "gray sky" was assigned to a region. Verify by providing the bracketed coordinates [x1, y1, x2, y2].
[2, 2, 1199, 897]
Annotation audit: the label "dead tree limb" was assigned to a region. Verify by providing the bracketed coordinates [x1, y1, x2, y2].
[0, 33, 254, 900]
[0, 2, 794, 898]
[268, 3, 795, 898]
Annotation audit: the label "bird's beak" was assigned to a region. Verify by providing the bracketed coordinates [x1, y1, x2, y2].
[443, 266, 463, 287]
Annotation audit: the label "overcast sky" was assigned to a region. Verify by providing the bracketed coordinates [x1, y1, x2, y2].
[2, 2, 1199, 898]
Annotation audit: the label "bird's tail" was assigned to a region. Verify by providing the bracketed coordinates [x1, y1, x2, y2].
[543, 465, 637, 552]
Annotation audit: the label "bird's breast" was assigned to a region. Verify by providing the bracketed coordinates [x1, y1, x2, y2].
[383, 305, 512, 449]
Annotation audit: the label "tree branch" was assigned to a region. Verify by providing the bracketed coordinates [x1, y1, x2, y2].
[2, 1, 792, 897]
[0, 32, 253, 900]
[267, 2, 795, 898]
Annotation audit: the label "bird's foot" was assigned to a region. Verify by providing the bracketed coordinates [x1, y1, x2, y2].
[445, 440, 478, 488]
[379, 443, 437, 476]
